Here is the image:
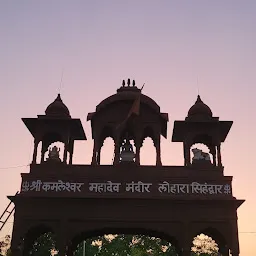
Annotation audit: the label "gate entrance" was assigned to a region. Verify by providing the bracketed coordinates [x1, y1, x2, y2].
[9, 80, 244, 255]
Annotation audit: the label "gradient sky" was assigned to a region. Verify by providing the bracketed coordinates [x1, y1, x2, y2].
[0, 1, 256, 255]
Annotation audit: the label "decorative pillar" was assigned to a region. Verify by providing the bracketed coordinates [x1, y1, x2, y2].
[113, 136, 120, 165]
[63, 141, 69, 164]
[135, 133, 142, 165]
[184, 141, 191, 166]
[69, 139, 74, 165]
[135, 143, 141, 165]
[217, 144, 222, 166]
[91, 140, 99, 165]
[154, 136, 162, 166]
[212, 146, 217, 166]
[97, 140, 104, 165]
[40, 142, 47, 163]
[32, 139, 39, 164]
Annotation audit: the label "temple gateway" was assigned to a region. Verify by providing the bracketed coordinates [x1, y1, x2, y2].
[8, 80, 244, 255]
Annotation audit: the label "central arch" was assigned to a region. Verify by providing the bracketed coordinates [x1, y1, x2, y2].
[68, 227, 182, 256]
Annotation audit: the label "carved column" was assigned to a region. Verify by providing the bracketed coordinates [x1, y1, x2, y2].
[69, 139, 74, 165]
[97, 140, 104, 165]
[184, 140, 191, 166]
[40, 142, 47, 163]
[63, 137, 69, 164]
[212, 146, 217, 166]
[32, 138, 39, 164]
[154, 135, 162, 166]
[135, 132, 142, 165]
[113, 136, 121, 165]
[217, 144, 222, 167]
[91, 140, 99, 165]
[135, 144, 141, 164]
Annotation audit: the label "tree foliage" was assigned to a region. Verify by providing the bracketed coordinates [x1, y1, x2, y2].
[28, 232, 56, 256]
[73, 234, 179, 256]
[0, 232, 219, 256]
[191, 234, 219, 256]
[0, 235, 11, 256]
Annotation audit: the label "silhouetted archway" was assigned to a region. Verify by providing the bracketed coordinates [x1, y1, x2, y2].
[191, 227, 229, 256]
[69, 228, 181, 256]
[22, 225, 57, 256]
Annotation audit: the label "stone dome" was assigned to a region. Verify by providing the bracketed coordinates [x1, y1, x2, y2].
[45, 94, 71, 118]
[187, 95, 212, 120]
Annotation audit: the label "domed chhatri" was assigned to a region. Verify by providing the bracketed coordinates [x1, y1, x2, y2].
[45, 94, 71, 118]
[186, 95, 213, 121]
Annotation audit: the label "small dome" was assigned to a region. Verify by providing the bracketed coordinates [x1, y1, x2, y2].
[187, 95, 212, 120]
[45, 94, 71, 118]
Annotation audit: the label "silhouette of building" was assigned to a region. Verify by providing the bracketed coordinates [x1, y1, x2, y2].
[8, 80, 244, 256]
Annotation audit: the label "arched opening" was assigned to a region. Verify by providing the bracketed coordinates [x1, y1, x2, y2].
[191, 228, 229, 256]
[40, 132, 66, 163]
[140, 126, 156, 165]
[22, 225, 58, 256]
[119, 129, 137, 164]
[190, 143, 213, 165]
[45, 141, 65, 162]
[190, 134, 216, 166]
[70, 231, 181, 256]
[100, 137, 115, 165]
[140, 137, 156, 165]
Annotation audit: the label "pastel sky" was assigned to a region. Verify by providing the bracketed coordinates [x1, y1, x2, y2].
[0, 1, 256, 255]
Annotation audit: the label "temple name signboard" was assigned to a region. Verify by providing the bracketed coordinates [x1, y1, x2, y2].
[21, 180, 232, 196]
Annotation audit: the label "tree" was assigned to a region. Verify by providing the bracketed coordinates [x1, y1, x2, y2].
[73, 234, 179, 256]
[191, 234, 219, 256]
[29, 232, 56, 256]
[0, 235, 11, 256]
[1, 233, 219, 256]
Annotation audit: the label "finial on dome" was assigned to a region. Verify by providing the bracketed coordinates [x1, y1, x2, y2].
[56, 93, 62, 101]
[117, 78, 140, 93]
[196, 95, 203, 103]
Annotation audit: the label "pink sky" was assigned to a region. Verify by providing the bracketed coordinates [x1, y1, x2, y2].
[0, 1, 255, 254]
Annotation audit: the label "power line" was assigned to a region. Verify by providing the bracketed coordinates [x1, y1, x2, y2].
[239, 232, 256, 234]
[0, 164, 29, 170]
